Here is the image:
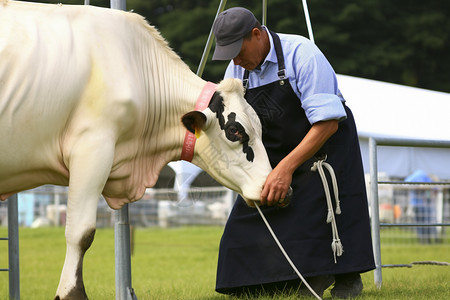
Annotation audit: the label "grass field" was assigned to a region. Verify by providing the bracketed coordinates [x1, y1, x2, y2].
[0, 226, 449, 299]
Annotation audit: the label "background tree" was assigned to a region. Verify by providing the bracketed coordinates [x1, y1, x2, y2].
[23, 0, 449, 92]
[126, 0, 449, 92]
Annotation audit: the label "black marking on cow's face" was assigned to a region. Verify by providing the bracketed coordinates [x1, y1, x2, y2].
[209, 92, 226, 129]
[225, 113, 255, 162]
[208, 94, 254, 162]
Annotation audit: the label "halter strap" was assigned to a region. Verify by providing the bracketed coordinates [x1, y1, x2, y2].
[180, 82, 217, 162]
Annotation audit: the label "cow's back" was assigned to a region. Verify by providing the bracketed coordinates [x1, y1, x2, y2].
[0, 2, 139, 194]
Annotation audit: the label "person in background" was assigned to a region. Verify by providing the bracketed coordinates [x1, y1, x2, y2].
[212, 7, 375, 298]
[405, 170, 438, 244]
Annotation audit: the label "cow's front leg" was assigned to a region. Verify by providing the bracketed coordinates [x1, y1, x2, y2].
[55, 134, 115, 300]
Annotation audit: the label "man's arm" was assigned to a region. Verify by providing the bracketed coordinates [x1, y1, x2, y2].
[260, 119, 338, 206]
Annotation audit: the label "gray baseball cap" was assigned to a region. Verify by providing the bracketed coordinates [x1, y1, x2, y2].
[212, 7, 258, 60]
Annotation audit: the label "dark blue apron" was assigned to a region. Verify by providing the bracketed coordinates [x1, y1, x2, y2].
[216, 31, 375, 294]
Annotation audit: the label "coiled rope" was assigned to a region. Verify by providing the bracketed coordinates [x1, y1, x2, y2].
[311, 157, 344, 263]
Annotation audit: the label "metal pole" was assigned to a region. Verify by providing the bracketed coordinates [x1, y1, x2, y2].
[369, 138, 382, 289]
[262, 0, 267, 26]
[8, 194, 20, 300]
[196, 0, 228, 77]
[373, 136, 450, 148]
[301, 0, 315, 43]
[114, 205, 135, 300]
[110, 0, 126, 11]
[109, 2, 136, 299]
[54, 191, 60, 227]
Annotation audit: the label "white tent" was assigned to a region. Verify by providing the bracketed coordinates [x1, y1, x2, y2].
[337, 74, 450, 180]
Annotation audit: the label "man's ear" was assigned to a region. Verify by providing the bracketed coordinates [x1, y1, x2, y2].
[181, 111, 207, 135]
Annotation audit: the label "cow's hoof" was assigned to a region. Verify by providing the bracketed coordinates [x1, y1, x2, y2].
[54, 288, 88, 300]
[54, 295, 88, 300]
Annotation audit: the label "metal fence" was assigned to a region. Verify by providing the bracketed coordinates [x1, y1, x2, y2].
[100, 186, 235, 228]
[368, 137, 450, 288]
[0, 185, 235, 229]
[375, 181, 450, 245]
[0, 195, 20, 300]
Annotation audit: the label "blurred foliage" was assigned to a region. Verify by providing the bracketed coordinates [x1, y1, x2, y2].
[22, 0, 449, 92]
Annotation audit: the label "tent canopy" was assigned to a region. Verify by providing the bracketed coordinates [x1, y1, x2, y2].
[337, 75, 450, 180]
[338, 74, 450, 141]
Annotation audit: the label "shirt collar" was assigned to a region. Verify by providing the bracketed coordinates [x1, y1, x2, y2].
[249, 26, 278, 73]
[262, 26, 278, 65]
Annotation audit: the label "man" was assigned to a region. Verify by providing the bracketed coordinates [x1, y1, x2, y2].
[405, 170, 438, 244]
[212, 7, 375, 298]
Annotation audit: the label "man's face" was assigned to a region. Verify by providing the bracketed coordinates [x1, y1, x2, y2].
[232, 29, 265, 71]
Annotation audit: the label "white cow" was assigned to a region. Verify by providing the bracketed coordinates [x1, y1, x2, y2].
[0, 1, 272, 299]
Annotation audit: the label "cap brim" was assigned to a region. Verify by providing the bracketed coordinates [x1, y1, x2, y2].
[212, 38, 243, 61]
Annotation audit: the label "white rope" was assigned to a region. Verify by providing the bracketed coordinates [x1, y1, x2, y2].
[311, 158, 343, 263]
[254, 202, 322, 300]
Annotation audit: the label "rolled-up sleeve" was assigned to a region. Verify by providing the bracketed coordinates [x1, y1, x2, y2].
[302, 93, 346, 124]
[294, 50, 347, 124]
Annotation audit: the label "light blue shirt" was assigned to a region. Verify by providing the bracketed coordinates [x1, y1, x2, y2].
[224, 27, 347, 124]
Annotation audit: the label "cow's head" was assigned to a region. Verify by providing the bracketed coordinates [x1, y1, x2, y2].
[182, 78, 272, 206]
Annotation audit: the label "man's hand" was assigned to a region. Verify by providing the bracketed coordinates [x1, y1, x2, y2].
[260, 163, 293, 206]
[259, 120, 339, 207]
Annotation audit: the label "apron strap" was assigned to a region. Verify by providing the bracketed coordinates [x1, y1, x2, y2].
[270, 30, 287, 81]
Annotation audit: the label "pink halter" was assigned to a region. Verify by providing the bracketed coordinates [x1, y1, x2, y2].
[180, 82, 217, 162]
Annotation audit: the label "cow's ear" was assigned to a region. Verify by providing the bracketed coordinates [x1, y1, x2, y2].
[181, 111, 207, 135]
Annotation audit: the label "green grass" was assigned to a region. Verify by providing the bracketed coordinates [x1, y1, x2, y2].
[0, 226, 449, 299]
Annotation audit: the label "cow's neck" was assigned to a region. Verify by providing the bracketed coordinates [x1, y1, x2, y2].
[159, 70, 207, 159]
[139, 67, 207, 183]
[106, 23, 211, 203]
[134, 20, 208, 168]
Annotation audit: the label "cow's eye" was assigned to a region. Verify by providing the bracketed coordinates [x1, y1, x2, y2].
[225, 124, 240, 142]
